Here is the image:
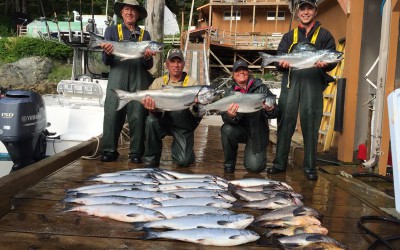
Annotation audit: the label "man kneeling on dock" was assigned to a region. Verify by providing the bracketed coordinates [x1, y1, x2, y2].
[140, 49, 203, 167]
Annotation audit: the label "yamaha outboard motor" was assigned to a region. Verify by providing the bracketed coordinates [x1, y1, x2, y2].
[0, 90, 48, 172]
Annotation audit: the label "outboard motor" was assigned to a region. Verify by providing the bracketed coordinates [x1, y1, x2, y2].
[0, 90, 48, 172]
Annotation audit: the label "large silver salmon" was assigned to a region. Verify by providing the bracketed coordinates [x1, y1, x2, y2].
[259, 50, 343, 69]
[64, 204, 165, 222]
[133, 214, 254, 231]
[88, 32, 163, 60]
[143, 228, 260, 246]
[204, 93, 268, 114]
[113, 85, 217, 111]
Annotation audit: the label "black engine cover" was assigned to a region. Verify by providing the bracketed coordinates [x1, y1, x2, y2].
[0, 90, 47, 172]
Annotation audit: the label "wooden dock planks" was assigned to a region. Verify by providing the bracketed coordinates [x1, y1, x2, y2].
[0, 123, 398, 249]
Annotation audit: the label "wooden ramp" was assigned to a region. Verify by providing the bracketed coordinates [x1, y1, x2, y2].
[0, 120, 398, 249]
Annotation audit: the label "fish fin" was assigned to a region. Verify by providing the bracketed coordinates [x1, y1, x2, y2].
[217, 220, 231, 226]
[65, 190, 77, 196]
[227, 183, 238, 193]
[131, 222, 145, 231]
[229, 235, 241, 239]
[111, 89, 131, 111]
[75, 193, 90, 198]
[259, 52, 274, 68]
[162, 85, 175, 89]
[231, 201, 242, 208]
[293, 227, 305, 235]
[280, 243, 302, 248]
[264, 229, 274, 237]
[127, 213, 139, 218]
[88, 31, 103, 49]
[305, 234, 325, 242]
[293, 207, 307, 216]
[142, 228, 159, 240]
[62, 204, 76, 213]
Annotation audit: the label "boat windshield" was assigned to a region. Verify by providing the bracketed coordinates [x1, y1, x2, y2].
[86, 50, 109, 79]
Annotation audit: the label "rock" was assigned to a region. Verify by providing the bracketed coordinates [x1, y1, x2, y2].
[0, 57, 54, 86]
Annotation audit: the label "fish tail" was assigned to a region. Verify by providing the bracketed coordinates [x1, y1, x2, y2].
[63, 204, 75, 213]
[65, 190, 77, 196]
[111, 89, 131, 111]
[227, 183, 238, 193]
[142, 228, 160, 240]
[88, 31, 103, 49]
[75, 193, 90, 198]
[89, 32, 103, 47]
[259, 52, 274, 68]
[264, 229, 274, 237]
[130, 222, 145, 231]
[231, 201, 242, 208]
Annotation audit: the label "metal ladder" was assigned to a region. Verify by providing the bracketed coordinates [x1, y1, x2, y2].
[318, 40, 346, 151]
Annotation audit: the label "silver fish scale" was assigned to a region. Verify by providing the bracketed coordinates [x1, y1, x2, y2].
[114, 86, 215, 111]
[137, 214, 254, 230]
[260, 50, 343, 69]
[89, 33, 163, 60]
[205, 93, 266, 113]
[145, 228, 260, 246]
[65, 204, 165, 223]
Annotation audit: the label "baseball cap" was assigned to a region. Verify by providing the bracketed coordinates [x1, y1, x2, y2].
[167, 49, 184, 60]
[232, 60, 249, 72]
[297, 0, 317, 9]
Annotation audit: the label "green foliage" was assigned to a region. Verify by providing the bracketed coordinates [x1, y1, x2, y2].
[0, 37, 72, 63]
[47, 61, 72, 83]
[253, 71, 280, 81]
[0, 16, 14, 37]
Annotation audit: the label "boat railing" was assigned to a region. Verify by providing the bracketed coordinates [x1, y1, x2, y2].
[210, 28, 283, 49]
[56, 80, 104, 107]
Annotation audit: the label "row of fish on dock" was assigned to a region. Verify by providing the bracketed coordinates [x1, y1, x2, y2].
[63, 168, 347, 249]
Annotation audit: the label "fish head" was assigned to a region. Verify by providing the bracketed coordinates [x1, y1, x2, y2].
[240, 229, 260, 240]
[324, 50, 344, 63]
[312, 225, 329, 235]
[148, 41, 164, 53]
[232, 214, 255, 225]
[264, 94, 276, 108]
[197, 86, 219, 104]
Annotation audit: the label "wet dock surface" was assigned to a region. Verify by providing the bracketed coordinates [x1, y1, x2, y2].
[0, 120, 398, 249]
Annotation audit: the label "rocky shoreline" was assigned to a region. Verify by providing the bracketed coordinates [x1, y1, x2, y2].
[0, 56, 58, 94]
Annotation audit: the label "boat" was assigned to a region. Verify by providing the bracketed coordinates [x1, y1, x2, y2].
[0, 28, 107, 176]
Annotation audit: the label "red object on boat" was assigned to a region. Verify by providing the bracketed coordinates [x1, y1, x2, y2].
[357, 144, 367, 161]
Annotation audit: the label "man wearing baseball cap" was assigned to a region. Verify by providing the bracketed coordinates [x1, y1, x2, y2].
[220, 60, 278, 173]
[267, 0, 338, 180]
[140, 49, 202, 168]
[100, 0, 157, 163]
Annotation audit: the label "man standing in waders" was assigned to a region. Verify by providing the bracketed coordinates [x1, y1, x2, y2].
[100, 0, 156, 163]
[266, 0, 338, 180]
